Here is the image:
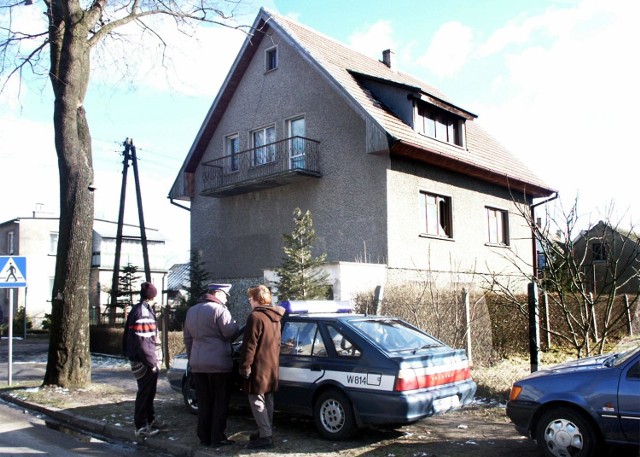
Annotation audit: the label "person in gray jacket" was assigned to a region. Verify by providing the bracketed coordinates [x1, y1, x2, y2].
[184, 283, 239, 447]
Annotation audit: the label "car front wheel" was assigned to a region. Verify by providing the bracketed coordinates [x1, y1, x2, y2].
[313, 389, 356, 440]
[535, 407, 599, 457]
[182, 371, 198, 415]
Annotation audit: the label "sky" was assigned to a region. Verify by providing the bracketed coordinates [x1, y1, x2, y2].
[1, 0, 638, 268]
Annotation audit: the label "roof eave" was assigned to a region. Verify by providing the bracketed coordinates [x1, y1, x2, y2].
[391, 140, 556, 199]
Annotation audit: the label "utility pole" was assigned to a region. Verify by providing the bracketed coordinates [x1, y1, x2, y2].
[109, 138, 152, 324]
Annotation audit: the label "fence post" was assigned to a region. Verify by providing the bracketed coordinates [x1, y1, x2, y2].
[625, 294, 633, 336]
[544, 290, 551, 350]
[162, 304, 170, 370]
[528, 282, 540, 373]
[373, 285, 384, 315]
[463, 287, 472, 365]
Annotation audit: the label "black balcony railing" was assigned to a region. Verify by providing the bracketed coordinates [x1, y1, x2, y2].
[201, 136, 321, 197]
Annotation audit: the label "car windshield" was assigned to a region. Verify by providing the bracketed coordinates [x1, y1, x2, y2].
[349, 318, 443, 353]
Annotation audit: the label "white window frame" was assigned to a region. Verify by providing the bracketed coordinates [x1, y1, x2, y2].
[419, 191, 453, 238]
[287, 116, 305, 169]
[49, 232, 59, 255]
[486, 207, 509, 245]
[252, 125, 276, 166]
[7, 231, 14, 255]
[266, 46, 278, 72]
[225, 133, 240, 172]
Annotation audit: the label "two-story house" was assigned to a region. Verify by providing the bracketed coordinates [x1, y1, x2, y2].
[572, 221, 640, 295]
[169, 9, 556, 299]
[0, 214, 167, 327]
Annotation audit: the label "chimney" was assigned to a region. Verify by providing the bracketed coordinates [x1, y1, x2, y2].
[382, 49, 395, 70]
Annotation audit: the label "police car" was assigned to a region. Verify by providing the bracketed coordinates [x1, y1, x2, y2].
[168, 300, 476, 440]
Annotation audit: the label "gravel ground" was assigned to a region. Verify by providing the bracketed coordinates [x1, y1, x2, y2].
[1, 335, 638, 457]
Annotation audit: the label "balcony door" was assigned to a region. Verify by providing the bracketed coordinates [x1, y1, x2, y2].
[288, 117, 305, 169]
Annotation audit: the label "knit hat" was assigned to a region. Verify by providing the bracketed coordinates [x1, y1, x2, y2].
[140, 282, 157, 299]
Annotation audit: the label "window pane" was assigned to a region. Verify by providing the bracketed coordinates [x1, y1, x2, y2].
[426, 195, 438, 235]
[227, 136, 239, 171]
[281, 322, 319, 356]
[422, 193, 451, 237]
[266, 48, 277, 71]
[487, 208, 508, 244]
[435, 116, 447, 140]
[50, 233, 59, 255]
[253, 130, 265, 165]
[266, 127, 276, 162]
[327, 325, 361, 357]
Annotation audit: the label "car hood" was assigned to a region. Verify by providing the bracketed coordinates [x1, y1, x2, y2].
[523, 353, 613, 380]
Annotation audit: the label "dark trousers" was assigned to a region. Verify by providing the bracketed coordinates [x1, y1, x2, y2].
[193, 372, 232, 444]
[134, 368, 158, 429]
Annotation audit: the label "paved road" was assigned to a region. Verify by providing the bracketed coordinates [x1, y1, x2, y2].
[0, 397, 173, 456]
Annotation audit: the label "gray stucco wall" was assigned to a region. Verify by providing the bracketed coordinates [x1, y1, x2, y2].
[191, 31, 389, 279]
[387, 156, 533, 287]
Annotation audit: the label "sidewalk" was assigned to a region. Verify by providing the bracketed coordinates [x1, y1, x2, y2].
[0, 335, 255, 457]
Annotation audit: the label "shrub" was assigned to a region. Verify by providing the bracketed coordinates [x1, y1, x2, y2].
[354, 282, 494, 365]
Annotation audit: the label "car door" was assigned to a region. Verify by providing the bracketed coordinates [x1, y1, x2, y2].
[618, 354, 640, 443]
[276, 319, 329, 415]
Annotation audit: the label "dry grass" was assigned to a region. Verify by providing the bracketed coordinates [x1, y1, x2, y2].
[472, 335, 640, 403]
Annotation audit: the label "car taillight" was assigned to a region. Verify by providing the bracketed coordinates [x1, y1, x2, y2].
[509, 385, 522, 401]
[395, 363, 472, 392]
[395, 368, 419, 391]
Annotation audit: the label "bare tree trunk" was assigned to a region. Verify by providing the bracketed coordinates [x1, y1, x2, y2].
[44, 2, 94, 387]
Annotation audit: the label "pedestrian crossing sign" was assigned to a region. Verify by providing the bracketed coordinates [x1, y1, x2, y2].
[0, 256, 27, 288]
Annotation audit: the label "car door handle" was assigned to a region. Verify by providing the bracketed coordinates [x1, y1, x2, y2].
[311, 364, 322, 372]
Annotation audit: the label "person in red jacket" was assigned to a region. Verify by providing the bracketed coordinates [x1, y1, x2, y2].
[238, 285, 285, 449]
[123, 282, 164, 437]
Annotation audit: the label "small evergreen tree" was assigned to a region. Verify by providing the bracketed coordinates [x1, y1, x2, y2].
[275, 208, 331, 301]
[119, 263, 140, 305]
[185, 251, 211, 308]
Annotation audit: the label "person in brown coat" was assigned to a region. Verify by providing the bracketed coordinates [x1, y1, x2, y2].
[238, 285, 285, 449]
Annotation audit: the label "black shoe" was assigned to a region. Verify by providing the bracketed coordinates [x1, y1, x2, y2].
[247, 437, 272, 449]
[249, 431, 260, 441]
[212, 439, 235, 446]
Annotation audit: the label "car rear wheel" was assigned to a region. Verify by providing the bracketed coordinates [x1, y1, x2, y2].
[313, 389, 356, 440]
[182, 371, 198, 415]
[535, 407, 599, 457]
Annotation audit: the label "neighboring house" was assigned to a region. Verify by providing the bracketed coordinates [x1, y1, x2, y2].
[572, 221, 640, 294]
[0, 214, 167, 328]
[166, 262, 189, 306]
[169, 9, 556, 299]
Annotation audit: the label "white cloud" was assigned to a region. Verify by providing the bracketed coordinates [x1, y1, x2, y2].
[347, 20, 395, 60]
[416, 21, 473, 78]
[0, 116, 58, 218]
[476, 0, 640, 224]
[90, 19, 246, 97]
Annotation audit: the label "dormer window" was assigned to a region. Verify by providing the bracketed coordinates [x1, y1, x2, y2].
[416, 103, 463, 147]
[266, 47, 278, 72]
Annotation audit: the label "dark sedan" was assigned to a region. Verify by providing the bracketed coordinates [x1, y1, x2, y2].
[506, 345, 640, 457]
[168, 300, 476, 440]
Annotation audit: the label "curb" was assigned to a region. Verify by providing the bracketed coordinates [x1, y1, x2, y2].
[0, 392, 196, 456]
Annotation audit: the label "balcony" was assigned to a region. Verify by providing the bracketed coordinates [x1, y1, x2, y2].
[200, 136, 321, 197]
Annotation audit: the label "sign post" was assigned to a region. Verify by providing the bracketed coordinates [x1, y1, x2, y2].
[0, 256, 28, 386]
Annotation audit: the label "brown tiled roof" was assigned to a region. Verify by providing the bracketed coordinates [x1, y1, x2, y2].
[172, 8, 555, 199]
[268, 9, 555, 197]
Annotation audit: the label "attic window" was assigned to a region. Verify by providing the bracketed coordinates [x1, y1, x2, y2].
[266, 47, 278, 72]
[416, 102, 463, 147]
[592, 241, 609, 262]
